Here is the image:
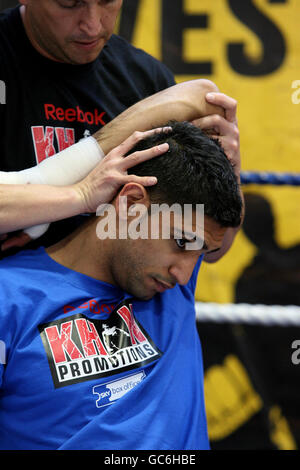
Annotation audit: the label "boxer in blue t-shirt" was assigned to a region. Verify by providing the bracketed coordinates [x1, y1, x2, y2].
[0, 122, 243, 450]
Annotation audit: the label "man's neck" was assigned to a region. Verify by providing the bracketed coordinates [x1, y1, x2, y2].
[46, 218, 115, 284]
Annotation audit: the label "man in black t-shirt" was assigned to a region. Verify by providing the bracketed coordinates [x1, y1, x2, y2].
[0, 1, 176, 249]
[0, 1, 242, 255]
[0, 1, 175, 172]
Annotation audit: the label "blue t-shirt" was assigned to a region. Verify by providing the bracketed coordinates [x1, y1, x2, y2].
[0, 247, 209, 450]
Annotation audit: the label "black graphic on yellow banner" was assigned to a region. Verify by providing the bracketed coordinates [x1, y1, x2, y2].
[118, 0, 287, 76]
[204, 354, 263, 441]
[204, 354, 297, 450]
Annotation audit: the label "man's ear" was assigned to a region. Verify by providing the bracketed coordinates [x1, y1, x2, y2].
[115, 183, 151, 220]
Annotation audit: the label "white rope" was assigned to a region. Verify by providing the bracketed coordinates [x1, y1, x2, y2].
[195, 302, 300, 326]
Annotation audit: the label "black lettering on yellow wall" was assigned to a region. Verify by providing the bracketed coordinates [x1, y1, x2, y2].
[118, 0, 287, 78]
[161, 0, 212, 75]
[227, 0, 287, 76]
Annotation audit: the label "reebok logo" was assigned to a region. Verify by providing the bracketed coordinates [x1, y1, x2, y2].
[44, 103, 106, 126]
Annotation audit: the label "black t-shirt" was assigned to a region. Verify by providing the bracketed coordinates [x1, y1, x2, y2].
[0, 6, 175, 249]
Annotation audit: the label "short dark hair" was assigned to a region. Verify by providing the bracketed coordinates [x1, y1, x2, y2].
[127, 121, 242, 228]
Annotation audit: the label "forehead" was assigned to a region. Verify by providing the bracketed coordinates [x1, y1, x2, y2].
[26, 0, 122, 10]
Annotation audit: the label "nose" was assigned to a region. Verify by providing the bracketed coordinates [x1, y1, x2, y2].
[169, 255, 199, 286]
[78, 5, 103, 37]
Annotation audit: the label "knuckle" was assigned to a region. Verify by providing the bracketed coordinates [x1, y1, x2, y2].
[230, 98, 237, 109]
[231, 139, 239, 151]
[132, 130, 142, 141]
[116, 142, 126, 152]
[232, 125, 240, 139]
[105, 160, 117, 172]
[105, 149, 115, 159]
[225, 97, 237, 110]
[102, 173, 114, 185]
[129, 151, 140, 163]
[105, 170, 122, 183]
[107, 148, 120, 160]
[200, 79, 219, 93]
[213, 114, 223, 125]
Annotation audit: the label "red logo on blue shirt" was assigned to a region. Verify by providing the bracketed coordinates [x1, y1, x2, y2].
[39, 300, 162, 388]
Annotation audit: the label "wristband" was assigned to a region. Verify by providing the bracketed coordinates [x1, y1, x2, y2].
[0, 137, 104, 239]
[0, 136, 105, 185]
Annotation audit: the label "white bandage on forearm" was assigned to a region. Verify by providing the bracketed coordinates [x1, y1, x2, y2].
[0, 137, 104, 239]
[0, 136, 104, 186]
[24, 223, 50, 240]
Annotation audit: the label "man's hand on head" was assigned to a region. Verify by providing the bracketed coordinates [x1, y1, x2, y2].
[74, 127, 171, 214]
[191, 92, 241, 178]
[195, 92, 244, 264]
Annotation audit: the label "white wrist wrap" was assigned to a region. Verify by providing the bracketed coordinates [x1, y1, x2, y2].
[24, 223, 50, 240]
[0, 136, 104, 186]
[0, 137, 104, 239]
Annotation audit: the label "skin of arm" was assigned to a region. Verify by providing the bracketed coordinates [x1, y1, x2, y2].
[0, 79, 224, 234]
[93, 79, 223, 154]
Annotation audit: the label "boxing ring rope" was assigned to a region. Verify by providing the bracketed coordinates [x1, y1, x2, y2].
[195, 170, 300, 326]
[240, 171, 300, 186]
[195, 302, 300, 326]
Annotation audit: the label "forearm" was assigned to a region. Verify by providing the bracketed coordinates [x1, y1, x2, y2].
[0, 80, 222, 188]
[0, 184, 83, 233]
[0, 79, 223, 234]
[94, 79, 224, 154]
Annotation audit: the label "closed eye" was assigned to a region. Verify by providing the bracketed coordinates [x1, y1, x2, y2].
[206, 247, 221, 254]
[175, 238, 188, 250]
[57, 0, 82, 9]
